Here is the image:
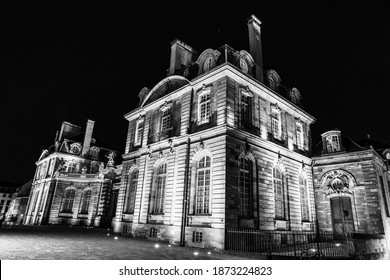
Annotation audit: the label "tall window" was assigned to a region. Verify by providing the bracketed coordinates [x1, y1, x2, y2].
[152, 163, 167, 214]
[271, 110, 281, 139]
[326, 135, 340, 152]
[379, 176, 390, 217]
[134, 121, 144, 146]
[61, 189, 76, 213]
[199, 91, 211, 124]
[38, 188, 48, 212]
[239, 157, 252, 217]
[79, 189, 92, 214]
[299, 176, 310, 221]
[273, 167, 285, 219]
[125, 169, 139, 214]
[241, 93, 251, 126]
[196, 156, 211, 214]
[67, 161, 77, 173]
[296, 123, 303, 150]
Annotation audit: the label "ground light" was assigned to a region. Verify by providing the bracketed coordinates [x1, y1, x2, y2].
[193, 251, 199, 256]
[154, 244, 160, 248]
[114, 237, 118, 240]
[107, 234, 110, 236]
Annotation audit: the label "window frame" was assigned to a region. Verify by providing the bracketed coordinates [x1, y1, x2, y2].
[273, 166, 285, 220]
[61, 188, 76, 213]
[134, 119, 144, 146]
[198, 90, 211, 124]
[124, 169, 139, 214]
[79, 189, 92, 214]
[195, 156, 211, 215]
[271, 108, 282, 140]
[238, 157, 252, 218]
[296, 122, 304, 150]
[150, 163, 167, 215]
[299, 175, 310, 222]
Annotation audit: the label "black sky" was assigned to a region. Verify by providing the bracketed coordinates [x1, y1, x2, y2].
[1, 2, 390, 184]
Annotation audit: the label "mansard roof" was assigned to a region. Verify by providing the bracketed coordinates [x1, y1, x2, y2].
[140, 75, 190, 107]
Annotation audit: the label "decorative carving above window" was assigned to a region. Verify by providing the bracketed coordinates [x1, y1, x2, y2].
[321, 170, 355, 196]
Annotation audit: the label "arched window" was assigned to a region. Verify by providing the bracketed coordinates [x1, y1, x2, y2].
[79, 189, 92, 214]
[61, 188, 76, 213]
[239, 157, 252, 217]
[196, 156, 211, 214]
[124, 169, 139, 214]
[273, 167, 285, 219]
[299, 176, 310, 221]
[152, 163, 167, 214]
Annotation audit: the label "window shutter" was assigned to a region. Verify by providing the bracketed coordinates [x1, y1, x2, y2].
[192, 231, 196, 242]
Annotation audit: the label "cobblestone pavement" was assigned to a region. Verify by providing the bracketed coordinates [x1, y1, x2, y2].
[0, 225, 252, 260]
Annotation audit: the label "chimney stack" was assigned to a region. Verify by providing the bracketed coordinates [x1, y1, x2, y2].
[82, 119, 95, 156]
[168, 39, 197, 76]
[247, 15, 264, 83]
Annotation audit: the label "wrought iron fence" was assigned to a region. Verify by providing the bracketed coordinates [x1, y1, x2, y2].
[225, 229, 371, 259]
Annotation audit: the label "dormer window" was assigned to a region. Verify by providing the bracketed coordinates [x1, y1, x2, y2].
[203, 57, 213, 72]
[198, 90, 211, 124]
[326, 135, 340, 152]
[239, 58, 248, 74]
[134, 119, 144, 146]
[271, 108, 282, 140]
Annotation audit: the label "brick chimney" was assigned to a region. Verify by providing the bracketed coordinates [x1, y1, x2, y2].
[247, 15, 264, 83]
[168, 39, 197, 76]
[82, 119, 95, 156]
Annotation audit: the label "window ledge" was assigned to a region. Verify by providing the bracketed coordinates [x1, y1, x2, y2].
[274, 219, 290, 230]
[59, 212, 73, 218]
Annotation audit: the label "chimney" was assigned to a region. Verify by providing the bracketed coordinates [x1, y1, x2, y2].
[247, 15, 264, 83]
[168, 39, 197, 76]
[82, 119, 95, 156]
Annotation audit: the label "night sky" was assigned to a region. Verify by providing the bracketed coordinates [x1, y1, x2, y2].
[1, 2, 390, 185]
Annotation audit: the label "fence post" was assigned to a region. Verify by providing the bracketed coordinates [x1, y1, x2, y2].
[293, 233, 297, 259]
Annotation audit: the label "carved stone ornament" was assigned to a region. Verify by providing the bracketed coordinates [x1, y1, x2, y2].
[323, 170, 355, 196]
[199, 141, 204, 150]
[168, 139, 174, 153]
[147, 145, 153, 158]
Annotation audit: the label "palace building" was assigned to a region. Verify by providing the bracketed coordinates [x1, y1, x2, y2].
[112, 15, 317, 249]
[22, 14, 390, 257]
[24, 120, 122, 228]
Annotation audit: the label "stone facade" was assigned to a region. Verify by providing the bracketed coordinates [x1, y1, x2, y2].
[312, 130, 390, 254]
[24, 120, 122, 228]
[113, 15, 316, 250]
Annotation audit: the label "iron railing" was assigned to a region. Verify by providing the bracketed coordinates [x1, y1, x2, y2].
[225, 229, 374, 259]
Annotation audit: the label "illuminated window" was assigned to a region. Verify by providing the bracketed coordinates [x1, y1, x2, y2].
[193, 231, 203, 243]
[326, 135, 340, 152]
[271, 109, 281, 139]
[196, 156, 211, 214]
[134, 120, 144, 146]
[296, 123, 304, 150]
[273, 167, 285, 219]
[198, 91, 211, 124]
[38, 188, 48, 212]
[158, 109, 172, 141]
[61, 189, 76, 213]
[152, 163, 167, 214]
[124, 169, 139, 214]
[79, 189, 92, 214]
[299, 176, 310, 221]
[239, 157, 252, 217]
[241, 92, 252, 127]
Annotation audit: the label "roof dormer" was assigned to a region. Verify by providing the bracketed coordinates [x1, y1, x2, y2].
[321, 129, 344, 154]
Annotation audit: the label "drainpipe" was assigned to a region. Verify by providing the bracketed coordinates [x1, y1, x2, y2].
[310, 161, 321, 246]
[180, 138, 191, 247]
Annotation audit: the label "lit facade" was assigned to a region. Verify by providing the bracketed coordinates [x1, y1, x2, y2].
[24, 120, 122, 228]
[312, 130, 390, 254]
[113, 15, 316, 249]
